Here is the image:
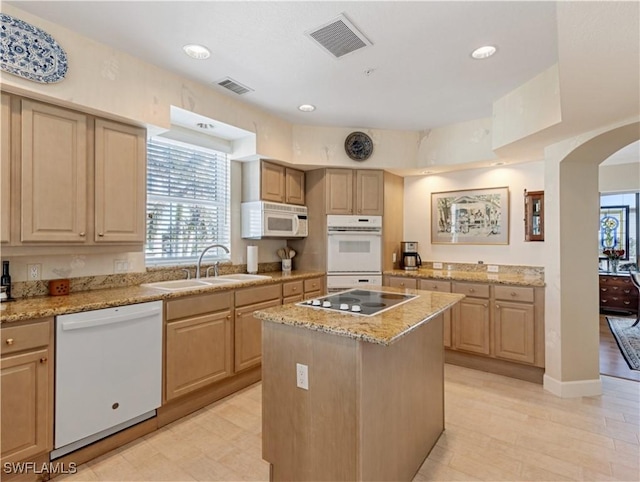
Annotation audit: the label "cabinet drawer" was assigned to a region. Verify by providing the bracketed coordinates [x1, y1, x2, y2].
[235, 284, 281, 307]
[494, 285, 534, 303]
[418, 279, 451, 292]
[283, 281, 303, 298]
[166, 291, 232, 321]
[387, 277, 417, 289]
[453, 282, 489, 298]
[1, 319, 51, 355]
[304, 277, 323, 294]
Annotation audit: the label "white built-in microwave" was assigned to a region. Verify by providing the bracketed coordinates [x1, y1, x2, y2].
[241, 201, 308, 239]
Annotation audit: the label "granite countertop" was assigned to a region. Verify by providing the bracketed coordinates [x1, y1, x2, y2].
[383, 268, 545, 287]
[254, 285, 465, 346]
[0, 270, 324, 324]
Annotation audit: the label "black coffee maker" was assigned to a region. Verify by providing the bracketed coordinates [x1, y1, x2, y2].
[400, 241, 422, 271]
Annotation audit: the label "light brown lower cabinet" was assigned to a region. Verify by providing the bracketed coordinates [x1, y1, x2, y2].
[385, 275, 544, 369]
[303, 276, 325, 300]
[1, 318, 53, 465]
[419, 279, 452, 348]
[164, 291, 233, 402]
[234, 284, 282, 373]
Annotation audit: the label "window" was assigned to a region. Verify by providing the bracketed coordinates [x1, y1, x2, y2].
[599, 192, 639, 269]
[146, 138, 230, 264]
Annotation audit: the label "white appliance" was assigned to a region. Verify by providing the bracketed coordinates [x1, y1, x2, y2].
[327, 215, 382, 290]
[53, 301, 163, 459]
[241, 201, 308, 239]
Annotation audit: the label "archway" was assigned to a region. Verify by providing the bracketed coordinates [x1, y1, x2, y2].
[543, 121, 639, 397]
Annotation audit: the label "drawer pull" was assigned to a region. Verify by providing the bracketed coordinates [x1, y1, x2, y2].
[98, 232, 104, 237]
[483, 303, 488, 307]
[237, 312, 242, 317]
[5, 338, 14, 345]
[79, 232, 86, 237]
[39, 357, 47, 364]
[226, 315, 231, 320]
[624, 301, 631, 305]
[432, 285, 438, 289]
[293, 287, 297, 291]
[469, 288, 475, 293]
[510, 292, 517, 297]
[496, 304, 500, 309]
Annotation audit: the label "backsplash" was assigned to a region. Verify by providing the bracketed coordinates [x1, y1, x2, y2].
[419, 261, 544, 278]
[11, 262, 281, 299]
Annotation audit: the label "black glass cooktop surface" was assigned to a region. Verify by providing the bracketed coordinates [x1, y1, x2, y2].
[298, 289, 418, 316]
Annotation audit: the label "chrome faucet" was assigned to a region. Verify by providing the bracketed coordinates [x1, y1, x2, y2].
[196, 244, 230, 278]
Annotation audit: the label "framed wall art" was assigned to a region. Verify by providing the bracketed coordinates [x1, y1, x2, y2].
[599, 205, 629, 260]
[431, 187, 509, 245]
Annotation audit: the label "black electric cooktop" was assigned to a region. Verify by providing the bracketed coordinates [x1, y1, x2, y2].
[298, 289, 418, 316]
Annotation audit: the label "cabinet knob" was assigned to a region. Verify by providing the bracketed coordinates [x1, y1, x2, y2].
[483, 303, 488, 307]
[98, 233, 104, 237]
[496, 304, 500, 309]
[237, 312, 242, 317]
[400, 282, 405, 287]
[469, 288, 475, 293]
[226, 315, 231, 320]
[79, 232, 86, 237]
[39, 357, 47, 364]
[510, 292, 517, 297]
[293, 287, 297, 291]
[5, 338, 14, 345]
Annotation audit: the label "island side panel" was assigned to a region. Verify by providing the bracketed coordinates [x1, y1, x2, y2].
[358, 313, 445, 481]
[262, 321, 359, 481]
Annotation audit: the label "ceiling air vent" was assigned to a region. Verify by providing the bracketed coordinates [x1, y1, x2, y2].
[216, 77, 253, 95]
[306, 13, 372, 59]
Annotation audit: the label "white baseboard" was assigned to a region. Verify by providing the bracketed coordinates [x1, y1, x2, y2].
[543, 374, 603, 398]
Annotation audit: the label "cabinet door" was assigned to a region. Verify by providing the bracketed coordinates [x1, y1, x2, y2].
[94, 119, 146, 243]
[325, 169, 353, 214]
[285, 168, 305, 205]
[165, 311, 232, 401]
[355, 170, 384, 215]
[261, 161, 286, 203]
[494, 301, 535, 364]
[1, 348, 51, 463]
[419, 279, 452, 347]
[235, 298, 280, 372]
[453, 298, 490, 355]
[20, 100, 88, 242]
[1, 93, 10, 244]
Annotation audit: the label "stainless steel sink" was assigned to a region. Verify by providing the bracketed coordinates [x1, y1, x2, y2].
[141, 278, 234, 291]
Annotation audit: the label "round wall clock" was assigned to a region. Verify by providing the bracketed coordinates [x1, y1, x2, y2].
[344, 131, 374, 161]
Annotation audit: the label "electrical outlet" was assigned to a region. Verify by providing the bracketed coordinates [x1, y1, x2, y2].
[296, 363, 309, 390]
[27, 264, 41, 280]
[433, 262, 443, 269]
[392, 252, 397, 263]
[487, 265, 499, 273]
[114, 259, 129, 273]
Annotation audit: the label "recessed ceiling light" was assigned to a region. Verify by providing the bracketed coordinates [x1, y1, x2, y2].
[491, 161, 506, 166]
[471, 45, 497, 60]
[298, 104, 316, 112]
[183, 44, 211, 60]
[421, 170, 434, 175]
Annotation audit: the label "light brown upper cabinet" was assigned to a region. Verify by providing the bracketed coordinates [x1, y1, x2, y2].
[243, 160, 305, 206]
[94, 119, 146, 243]
[3, 95, 147, 249]
[325, 168, 384, 215]
[1, 93, 11, 244]
[524, 189, 544, 242]
[20, 99, 88, 243]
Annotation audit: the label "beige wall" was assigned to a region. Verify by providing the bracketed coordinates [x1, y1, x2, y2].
[599, 162, 640, 193]
[403, 161, 545, 266]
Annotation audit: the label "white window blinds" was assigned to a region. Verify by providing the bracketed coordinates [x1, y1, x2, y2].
[146, 137, 230, 264]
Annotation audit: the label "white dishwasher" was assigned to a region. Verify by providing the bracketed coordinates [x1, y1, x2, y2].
[53, 301, 163, 459]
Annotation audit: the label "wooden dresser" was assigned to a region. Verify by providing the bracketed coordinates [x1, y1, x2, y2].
[599, 273, 639, 315]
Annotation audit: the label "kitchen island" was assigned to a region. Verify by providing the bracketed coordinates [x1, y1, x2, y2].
[254, 286, 464, 481]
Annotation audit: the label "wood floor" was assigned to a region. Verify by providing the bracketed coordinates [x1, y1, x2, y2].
[600, 314, 640, 382]
[59, 364, 639, 482]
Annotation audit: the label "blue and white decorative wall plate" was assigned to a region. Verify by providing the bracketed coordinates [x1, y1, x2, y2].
[1, 13, 68, 83]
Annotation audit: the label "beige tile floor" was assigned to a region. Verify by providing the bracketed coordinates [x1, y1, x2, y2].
[59, 364, 639, 482]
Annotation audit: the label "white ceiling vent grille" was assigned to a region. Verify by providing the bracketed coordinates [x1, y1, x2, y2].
[216, 77, 253, 95]
[306, 13, 372, 59]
